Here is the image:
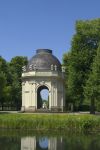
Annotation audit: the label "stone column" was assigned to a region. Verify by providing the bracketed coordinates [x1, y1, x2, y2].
[21, 82, 25, 111]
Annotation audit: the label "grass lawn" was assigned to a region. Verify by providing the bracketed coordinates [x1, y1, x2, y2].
[0, 113, 100, 132]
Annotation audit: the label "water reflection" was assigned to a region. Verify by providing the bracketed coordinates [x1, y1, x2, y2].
[21, 136, 63, 150]
[0, 131, 100, 150]
[21, 135, 100, 150]
[38, 137, 48, 149]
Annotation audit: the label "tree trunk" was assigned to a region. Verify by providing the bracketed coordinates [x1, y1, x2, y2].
[90, 98, 95, 114]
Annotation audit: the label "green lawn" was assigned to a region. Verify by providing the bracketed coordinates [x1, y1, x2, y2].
[0, 113, 100, 132]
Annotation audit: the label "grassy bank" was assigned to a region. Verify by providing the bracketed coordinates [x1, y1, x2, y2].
[0, 113, 100, 132]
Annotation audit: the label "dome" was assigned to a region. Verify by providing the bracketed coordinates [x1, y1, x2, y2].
[27, 49, 61, 71]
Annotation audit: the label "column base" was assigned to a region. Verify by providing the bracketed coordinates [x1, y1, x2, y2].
[50, 106, 64, 112]
[21, 106, 36, 112]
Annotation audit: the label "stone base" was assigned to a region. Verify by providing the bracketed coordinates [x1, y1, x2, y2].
[21, 106, 25, 112]
[21, 106, 36, 112]
[21, 106, 65, 112]
[50, 106, 64, 112]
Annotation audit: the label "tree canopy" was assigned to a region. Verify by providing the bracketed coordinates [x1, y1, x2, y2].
[84, 44, 100, 113]
[63, 18, 100, 113]
[0, 56, 28, 110]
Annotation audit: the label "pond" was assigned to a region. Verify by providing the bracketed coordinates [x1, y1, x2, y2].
[0, 130, 100, 150]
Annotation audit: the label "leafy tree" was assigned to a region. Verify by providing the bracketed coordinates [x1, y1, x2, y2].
[0, 71, 6, 108]
[0, 56, 8, 108]
[63, 18, 100, 110]
[84, 44, 100, 114]
[10, 56, 28, 83]
[3, 86, 12, 105]
[9, 56, 28, 109]
[11, 74, 21, 109]
[0, 56, 12, 86]
[0, 56, 8, 74]
[63, 52, 73, 110]
[0, 55, 28, 110]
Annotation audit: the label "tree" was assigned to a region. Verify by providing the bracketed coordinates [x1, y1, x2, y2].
[11, 74, 22, 109]
[0, 71, 6, 108]
[63, 18, 100, 110]
[10, 56, 28, 83]
[63, 52, 74, 110]
[0, 55, 28, 110]
[3, 85, 12, 105]
[84, 44, 100, 114]
[0, 56, 8, 108]
[0, 56, 12, 86]
[9, 56, 28, 109]
[0, 56, 8, 74]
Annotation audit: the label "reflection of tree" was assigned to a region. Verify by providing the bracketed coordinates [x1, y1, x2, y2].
[89, 138, 100, 150]
[0, 137, 20, 150]
[63, 134, 100, 150]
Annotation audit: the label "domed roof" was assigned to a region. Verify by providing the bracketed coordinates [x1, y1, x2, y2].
[27, 49, 61, 71]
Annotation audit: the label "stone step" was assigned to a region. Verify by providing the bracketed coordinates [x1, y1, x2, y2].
[36, 108, 51, 113]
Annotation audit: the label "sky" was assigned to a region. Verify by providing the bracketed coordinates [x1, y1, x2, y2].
[0, 0, 100, 63]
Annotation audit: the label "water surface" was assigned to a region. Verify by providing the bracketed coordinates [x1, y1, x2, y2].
[0, 130, 100, 150]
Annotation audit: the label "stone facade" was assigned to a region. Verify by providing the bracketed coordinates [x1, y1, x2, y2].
[21, 49, 65, 112]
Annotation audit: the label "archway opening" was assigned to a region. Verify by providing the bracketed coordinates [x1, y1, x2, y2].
[37, 85, 49, 109]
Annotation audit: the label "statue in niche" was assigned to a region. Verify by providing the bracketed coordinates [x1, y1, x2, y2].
[54, 65, 57, 71]
[34, 64, 37, 70]
[51, 64, 54, 70]
[29, 64, 33, 71]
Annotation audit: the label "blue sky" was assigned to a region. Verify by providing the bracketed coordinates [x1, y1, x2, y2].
[0, 0, 100, 63]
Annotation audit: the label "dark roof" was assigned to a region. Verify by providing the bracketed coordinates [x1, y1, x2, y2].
[27, 49, 61, 71]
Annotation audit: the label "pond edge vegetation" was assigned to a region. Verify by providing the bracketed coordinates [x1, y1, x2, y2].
[0, 114, 100, 133]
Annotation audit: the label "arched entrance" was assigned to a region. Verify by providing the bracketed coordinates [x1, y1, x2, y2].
[37, 85, 49, 109]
